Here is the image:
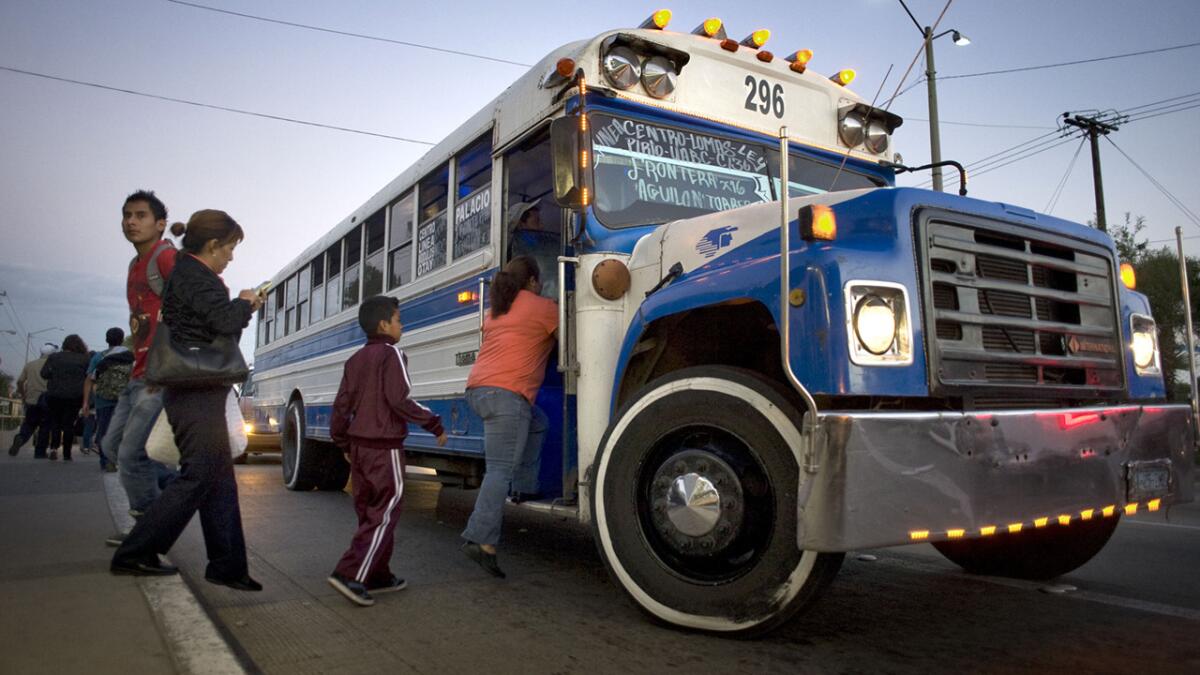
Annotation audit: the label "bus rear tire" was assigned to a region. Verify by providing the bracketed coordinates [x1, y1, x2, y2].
[317, 451, 350, 491]
[591, 366, 843, 637]
[282, 399, 323, 491]
[933, 514, 1120, 580]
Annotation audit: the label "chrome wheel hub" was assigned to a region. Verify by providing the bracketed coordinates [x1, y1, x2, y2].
[649, 450, 744, 554]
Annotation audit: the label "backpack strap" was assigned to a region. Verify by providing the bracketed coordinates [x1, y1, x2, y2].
[145, 240, 176, 297]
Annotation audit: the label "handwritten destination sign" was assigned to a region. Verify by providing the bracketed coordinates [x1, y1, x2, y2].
[453, 186, 491, 259]
[592, 115, 768, 174]
[416, 212, 447, 277]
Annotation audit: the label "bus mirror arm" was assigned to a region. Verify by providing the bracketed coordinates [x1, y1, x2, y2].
[645, 262, 683, 298]
[886, 160, 968, 196]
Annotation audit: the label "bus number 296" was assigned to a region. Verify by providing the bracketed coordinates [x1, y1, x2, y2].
[744, 75, 784, 119]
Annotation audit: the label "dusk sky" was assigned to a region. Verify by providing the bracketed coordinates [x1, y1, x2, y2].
[1, 0, 1198, 377]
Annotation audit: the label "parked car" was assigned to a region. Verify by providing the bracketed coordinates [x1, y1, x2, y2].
[236, 369, 280, 462]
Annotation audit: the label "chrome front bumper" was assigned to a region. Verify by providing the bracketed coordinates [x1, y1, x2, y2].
[797, 404, 1195, 552]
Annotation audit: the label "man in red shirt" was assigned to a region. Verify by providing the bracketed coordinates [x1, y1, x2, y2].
[102, 190, 179, 546]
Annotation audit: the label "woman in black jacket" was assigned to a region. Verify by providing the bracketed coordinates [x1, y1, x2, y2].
[40, 334, 91, 461]
[111, 209, 265, 590]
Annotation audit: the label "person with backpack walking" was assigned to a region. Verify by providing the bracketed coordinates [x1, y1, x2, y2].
[102, 190, 178, 545]
[40, 334, 91, 461]
[9, 344, 56, 458]
[82, 327, 132, 472]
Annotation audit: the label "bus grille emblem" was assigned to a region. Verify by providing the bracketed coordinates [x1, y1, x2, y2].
[696, 226, 738, 259]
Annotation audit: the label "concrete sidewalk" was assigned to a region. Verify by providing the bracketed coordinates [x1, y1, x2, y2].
[0, 428, 243, 674]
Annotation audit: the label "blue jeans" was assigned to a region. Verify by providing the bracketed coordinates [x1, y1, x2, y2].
[94, 403, 116, 469]
[461, 387, 547, 547]
[103, 379, 175, 513]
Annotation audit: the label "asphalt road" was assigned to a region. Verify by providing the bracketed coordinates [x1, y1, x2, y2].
[166, 458, 1200, 674]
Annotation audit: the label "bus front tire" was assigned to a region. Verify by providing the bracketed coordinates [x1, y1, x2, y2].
[282, 399, 323, 491]
[933, 513, 1120, 580]
[590, 366, 843, 637]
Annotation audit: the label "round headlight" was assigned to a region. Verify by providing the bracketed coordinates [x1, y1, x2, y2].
[864, 119, 889, 154]
[839, 112, 866, 148]
[1131, 331, 1156, 369]
[602, 46, 641, 90]
[854, 295, 897, 355]
[641, 56, 676, 99]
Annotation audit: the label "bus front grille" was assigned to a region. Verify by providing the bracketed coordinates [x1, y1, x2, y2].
[917, 215, 1124, 399]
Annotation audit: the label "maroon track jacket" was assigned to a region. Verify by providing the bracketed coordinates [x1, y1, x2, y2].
[331, 335, 444, 449]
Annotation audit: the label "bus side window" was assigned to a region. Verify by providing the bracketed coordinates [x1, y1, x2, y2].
[416, 164, 449, 278]
[453, 133, 493, 260]
[388, 192, 415, 289]
[342, 225, 362, 311]
[503, 128, 559, 299]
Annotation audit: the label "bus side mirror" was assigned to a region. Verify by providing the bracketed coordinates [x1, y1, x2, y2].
[551, 116, 592, 209]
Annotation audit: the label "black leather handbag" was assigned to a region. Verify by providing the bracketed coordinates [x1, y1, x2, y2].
[144, 322, 249, 388]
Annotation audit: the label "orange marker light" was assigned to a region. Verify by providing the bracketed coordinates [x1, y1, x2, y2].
[1007, 523, 1023, 534]
[1058, 514, 1072, 526]
[801, 204, 837, 241]
[456, 291, 478, 304]
[580, 149, 589, 169]
[1102, 505, 1116, 517]
[720, 38, 739, 52]
[757, 50, 774, 63]
[831, 69, 857, 86]
[1148, 498, 1161, 512]
[1124, 502, 1139, 515]
[947, 529, 965, 539]
[787, 49, 814, 73]
[640, 9, 672, 30]
[1080, 509, 1094, 521]
[980, 525, 997, 536]
[909, 530, 929, 541]
[1034, 517, 1049, 528]
[740, 29, 770, 49]
[694, 17, 725, 39]
[556, 58, 575, 78]
[579, 113, 588, 132]
[1120, 262, 1137, 289]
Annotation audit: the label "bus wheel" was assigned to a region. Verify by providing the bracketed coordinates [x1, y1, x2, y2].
[591, 366, 843, 637]
[281, 399, 321, 491]
[316, 451, 350, 491]
[933, 514, 1120, 580]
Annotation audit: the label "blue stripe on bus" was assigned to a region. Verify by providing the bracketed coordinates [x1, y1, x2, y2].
[255, 271, 496, 372]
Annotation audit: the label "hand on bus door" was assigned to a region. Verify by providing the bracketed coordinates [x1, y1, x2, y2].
[436, 432, 448, 447]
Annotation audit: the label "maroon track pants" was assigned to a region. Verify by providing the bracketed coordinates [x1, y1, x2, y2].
[333, 445, 407, 585]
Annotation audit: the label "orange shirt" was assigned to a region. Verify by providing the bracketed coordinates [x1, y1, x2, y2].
[467, 289, 558, 403]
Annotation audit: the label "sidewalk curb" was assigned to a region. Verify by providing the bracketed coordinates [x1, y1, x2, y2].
[104, 473, 248, 675]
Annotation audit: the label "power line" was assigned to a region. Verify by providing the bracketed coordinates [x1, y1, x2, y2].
[1104, 136, 1200, 229]
[904, 116, 1054, 130]
[1044, 137, 1087, 214]
[0, 65, 436, 145]
[939, 40, 1200, 81]
[164, 0, 532, 68]
[1125, 101, 1200, 124]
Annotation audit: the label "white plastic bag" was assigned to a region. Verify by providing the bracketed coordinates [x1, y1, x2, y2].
[145, 390, 248, 466]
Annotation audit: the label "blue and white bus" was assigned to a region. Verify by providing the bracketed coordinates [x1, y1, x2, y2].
[252, 11, 1194, 635]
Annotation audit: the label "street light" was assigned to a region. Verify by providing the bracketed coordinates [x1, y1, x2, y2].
[25, 327, 64, 363]
[897, 0, 971, 192]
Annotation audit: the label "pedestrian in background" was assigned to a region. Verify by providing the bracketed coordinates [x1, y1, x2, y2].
[103, 190, 178, 546]
[9, 344, 56, 458]
[82, 327, 131, 472]
[40, 334, 90, 461]
[327, 295, 447, 607]
[460, 256, 558, 579]
[112, 210, 263, 590]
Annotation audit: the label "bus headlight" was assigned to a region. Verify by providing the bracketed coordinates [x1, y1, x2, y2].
[839, 111, 866, 148]
[864, 119, 889, 154]
[641, 56, 676, 98]
[845, 282, 913, 366]
[1130, 314, 1160, 374]
[602, 46, 641, 89]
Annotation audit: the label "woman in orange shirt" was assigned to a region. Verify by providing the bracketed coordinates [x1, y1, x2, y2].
[460, 256, 558, 578]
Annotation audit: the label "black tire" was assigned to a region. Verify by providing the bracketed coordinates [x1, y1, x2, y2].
[281, 398, 323, 491]
[933, 514, 1120, 580]
[591, 366, 843, 637]
[316, 449, 350, 491]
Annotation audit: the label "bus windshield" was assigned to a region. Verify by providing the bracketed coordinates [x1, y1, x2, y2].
[590, 112, 883, 228]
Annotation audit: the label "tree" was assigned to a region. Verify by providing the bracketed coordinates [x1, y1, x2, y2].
[0, 370, 12, 398]
[1108, 216, 1200, 400]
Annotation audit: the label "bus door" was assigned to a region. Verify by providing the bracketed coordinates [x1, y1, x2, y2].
[502, 127, 578, 503]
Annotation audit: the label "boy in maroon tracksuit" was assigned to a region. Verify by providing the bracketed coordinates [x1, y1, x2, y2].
[328, 295, 446, 607]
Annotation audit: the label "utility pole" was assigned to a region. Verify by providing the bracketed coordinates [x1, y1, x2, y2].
[1062, 113, 1120, 232]
[924, 26, 943, 192]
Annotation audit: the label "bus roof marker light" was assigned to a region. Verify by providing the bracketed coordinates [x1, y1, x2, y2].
[719, 38, 739, 52]
[1080, 508, 1094, 521]
[909, 530, 929, 541]
[693, 18, 726, 40]
[1101, 505, 1116, 517]
[786, 49, 813, 73]
[1124, 502, 1138, 515]
[1007, 523, 1023, 533]
[831, 69, 856, 86]
[556, 58, 576, 79]
[1034, 517, 1049, 528]
[946, 529, 965, 539]
[1148, 498, 1161, 512]
[756, 50, 774, 63]
[980, 525, 996, 536]
[740, 29, 770, 49]
[640, 9, 672, 30]
[1058, 514, 1071, 526]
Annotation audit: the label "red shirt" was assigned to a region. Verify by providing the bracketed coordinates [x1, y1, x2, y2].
[127, 240, 177, 378]
[467, 290, 558, 403]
